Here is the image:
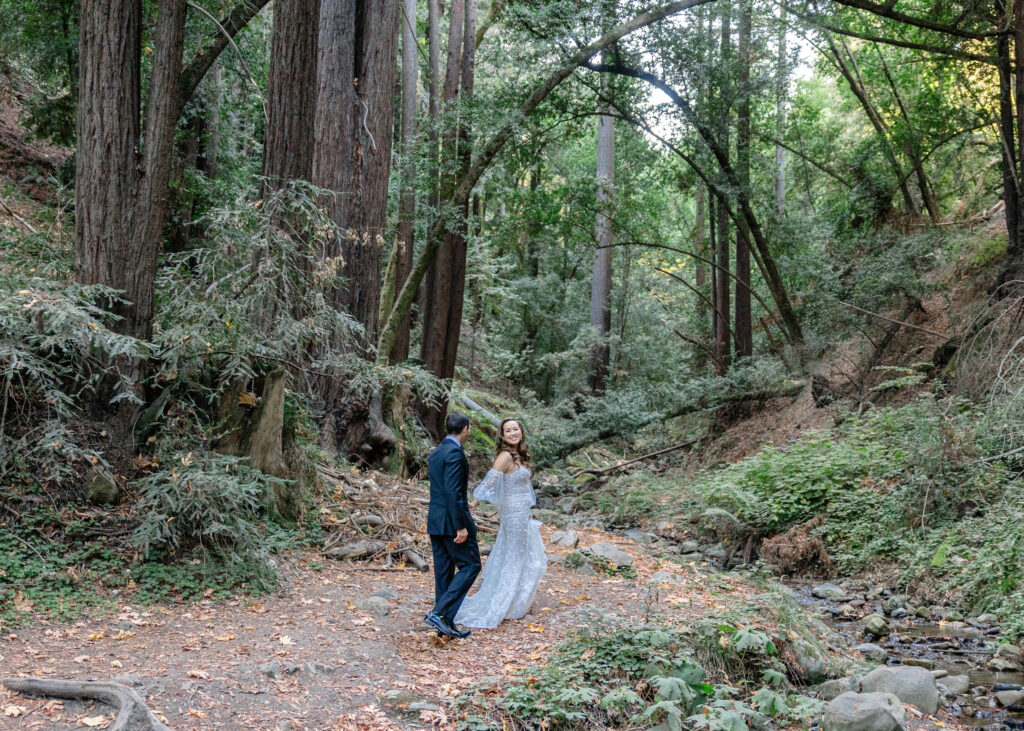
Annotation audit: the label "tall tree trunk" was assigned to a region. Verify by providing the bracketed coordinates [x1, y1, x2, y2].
[390, 0, 418, 362]
[709, 192, 719, 367]
[77, 0, 269, 350]
[999, 0, 1024, 286]
[417, 0, 443, 336]
[418, 0, 476, 438]
[775, 6, 787, 216]
[263, 0, 319, 193]
[734, 0, 752, 359]
[715, 0, 732, 372]
[589, 106, 615, 394]
[313, 0, 399, 339]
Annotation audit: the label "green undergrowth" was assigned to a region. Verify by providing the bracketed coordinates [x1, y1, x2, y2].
[454, 592, 830, 731]
[591, 394, 1024, 639]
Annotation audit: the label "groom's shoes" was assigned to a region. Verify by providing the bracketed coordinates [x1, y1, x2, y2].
[424, 612, 458, 638]
[449, 622, 471, 639]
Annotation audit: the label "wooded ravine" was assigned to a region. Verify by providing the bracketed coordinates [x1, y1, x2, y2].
[2, 0, 1024, 728]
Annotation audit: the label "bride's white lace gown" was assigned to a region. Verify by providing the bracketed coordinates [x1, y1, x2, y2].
[454, 466, 546, 629]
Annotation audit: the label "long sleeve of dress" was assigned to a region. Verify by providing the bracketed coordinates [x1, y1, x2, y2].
[473, 469, 505, 506]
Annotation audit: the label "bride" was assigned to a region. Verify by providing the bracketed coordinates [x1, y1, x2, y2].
[454, 418, 546, 629]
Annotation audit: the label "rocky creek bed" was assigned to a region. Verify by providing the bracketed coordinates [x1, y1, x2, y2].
[790, 580, 1024, 730]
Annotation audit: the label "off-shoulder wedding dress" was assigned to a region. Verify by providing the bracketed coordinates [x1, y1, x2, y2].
[454, 466, 546, 629]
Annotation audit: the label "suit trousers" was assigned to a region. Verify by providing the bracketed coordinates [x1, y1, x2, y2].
[430, 534, 481, 622]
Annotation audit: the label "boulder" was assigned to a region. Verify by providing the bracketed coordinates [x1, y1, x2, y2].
[860, 666, 939, 714]
[587, 542, 634, 567]
[550, 529, 579, 548]
[863, 614, 890, 639]
[372, 587, 399, 600]
[793, 639, 828, 684]
[703, 543, 727, 562]
[853, 643, 888, 662]
[936, 675, 969, 695]
[813, 583, 847, 600]
[678, 552, 703, 563]
[649, 571, 684, 585]
[564, 550, 597, 575]
[945, 609, 965, 622]
[976, 613, 1000, 625]
[822, 692, 907, 731]
[816, 677, 860, 701]
[995, 689, 1024, 707]
[914, 606, 932, 620]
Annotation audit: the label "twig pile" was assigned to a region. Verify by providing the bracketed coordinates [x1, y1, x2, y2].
[315, 463, 497, 571]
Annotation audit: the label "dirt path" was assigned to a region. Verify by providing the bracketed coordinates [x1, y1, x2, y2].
[0, 525, 734, 730]
[0, 524, 967, 730]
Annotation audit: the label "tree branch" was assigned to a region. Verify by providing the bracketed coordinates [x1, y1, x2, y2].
[180, 0, 271, 105]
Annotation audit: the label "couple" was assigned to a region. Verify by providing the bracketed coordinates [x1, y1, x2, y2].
[423, 412, 547, 639]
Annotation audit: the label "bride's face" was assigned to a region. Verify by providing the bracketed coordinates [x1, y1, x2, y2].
[502, 420, 523, 446]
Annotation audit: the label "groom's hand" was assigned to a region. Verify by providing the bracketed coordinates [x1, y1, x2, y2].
[454, 528, 468, 544]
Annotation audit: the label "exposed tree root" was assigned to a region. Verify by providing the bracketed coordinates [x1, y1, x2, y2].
[2, 678, 171, 731]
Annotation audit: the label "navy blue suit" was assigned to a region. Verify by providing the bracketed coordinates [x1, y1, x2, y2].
[427, 437, 481, 622]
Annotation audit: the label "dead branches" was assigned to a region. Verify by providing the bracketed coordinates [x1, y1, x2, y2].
[2, 678, 171, 731]
[570, 438, 700, 479]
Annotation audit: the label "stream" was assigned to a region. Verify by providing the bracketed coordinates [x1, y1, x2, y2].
[789, 581, 1024, 729]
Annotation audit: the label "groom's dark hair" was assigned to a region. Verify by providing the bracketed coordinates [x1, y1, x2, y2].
[446, 411, 470, 435]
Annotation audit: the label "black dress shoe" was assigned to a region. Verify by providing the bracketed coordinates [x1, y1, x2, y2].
[424, 612, 458, 637]
[449, 622, 471, 639]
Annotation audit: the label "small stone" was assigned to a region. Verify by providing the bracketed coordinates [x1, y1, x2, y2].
[914, 606, 932, 620]
[305, 661, 336, 675]
[976, 613, 999, 625]
[988, 657, 1023, 673]
[853, 643, 887, 661]
[372, 587, 399, 600]
[380, 688, 420, 706]
[531, 508, 567, 528]
[937, 675, 969, 694]
[678, 539, 700, 554]
[586, 541, 634, 567]
[881, 595, 907, 616]
[678, 552, 703, 563]
[822, 692, 907, 731]
[258, 661, 281, 679]
[650, 571, 684, 585]
[625, 529, 657, 545]
[546, 554, 563, 564]
[813, 583, 847, 600]
[703, 543, 727, 561]
[355, 596, 390, 616]
[88, 469, 119, 505]
[995, 689, 1024, 707]
[550, 529, 579, 548]
[564, 550, 596, 575]
[815, 677, 859, 701]
[863, 614, 890, 639]
[282, 663, 301, 675]
[556, 496, 579, 514]
[890, 608, 908, 619]
[409, 701, 440, 712]
[996, 643, 1023, 659]
[902, 658, 934, 670]
[945, 609, 965, 622]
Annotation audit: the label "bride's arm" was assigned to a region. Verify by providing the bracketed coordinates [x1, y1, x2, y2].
[472, 452, 514, 504]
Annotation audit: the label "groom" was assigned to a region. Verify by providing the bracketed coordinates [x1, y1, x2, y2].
[424, 412, 481, 639]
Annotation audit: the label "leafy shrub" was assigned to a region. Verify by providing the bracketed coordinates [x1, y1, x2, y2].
[131, 451, 284, 587]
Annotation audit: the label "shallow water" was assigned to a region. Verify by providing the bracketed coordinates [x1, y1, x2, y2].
[790, 583, 1024, 729]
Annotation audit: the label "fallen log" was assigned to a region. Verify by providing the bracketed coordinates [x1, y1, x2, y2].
[2, 678, 171, 731]
[570, 438, 700, 479]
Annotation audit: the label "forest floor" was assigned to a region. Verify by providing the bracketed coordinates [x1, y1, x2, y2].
[0, 522, 965, 731]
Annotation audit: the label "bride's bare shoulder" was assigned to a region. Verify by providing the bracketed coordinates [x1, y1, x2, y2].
[492, 451, 515, 473]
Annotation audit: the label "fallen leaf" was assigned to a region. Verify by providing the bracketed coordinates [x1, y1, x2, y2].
[74, 655, 90, 663]
[78, 716, 109, 727]
[4, 705, 27, 718]
[110, 660, 122, 668]
[528, 623, 545, 633]
[13, 592, 33, 612]
[88, 631, 106, 640]
[187, 669, 210, 680]
[214, 634, 235, 642]
[279, 635, 295, 645]
[113, 629, 133, 640]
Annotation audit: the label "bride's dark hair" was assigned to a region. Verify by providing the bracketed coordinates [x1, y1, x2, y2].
[495, 418, 533, 473]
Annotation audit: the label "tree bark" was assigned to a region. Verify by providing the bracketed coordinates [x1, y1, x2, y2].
[775, 6, 787, 216]
[589, 106, 615, 394]
[313, 0, 400, 339]
[263, 0, 320, 193]
[418, 0, 476, 438]
[390, 0, 419, 363]
[715, 0, 732, 371]
[735, 0, 752, 359]
[997, 0, 1024, 288]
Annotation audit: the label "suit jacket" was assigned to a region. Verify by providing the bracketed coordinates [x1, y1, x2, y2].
[426, 438, 475, 537]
